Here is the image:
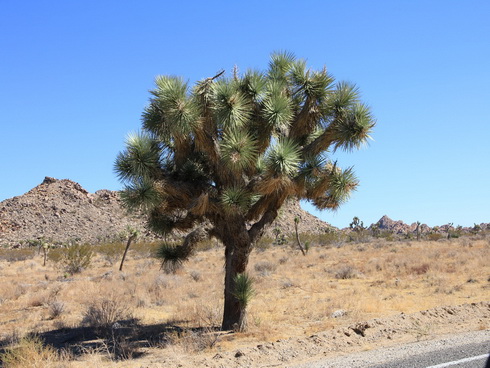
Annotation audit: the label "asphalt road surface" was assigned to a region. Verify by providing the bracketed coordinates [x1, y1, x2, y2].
[290, 330, 490, 368]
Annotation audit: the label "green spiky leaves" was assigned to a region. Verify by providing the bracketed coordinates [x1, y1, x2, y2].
[233, 273, 255, 308]
[119, 178, 162, 211]
[156, 242, 191, 273]
[221, 130, 258, 172]
[212, 80, 251, 130]
[221, 187, 258, 214]
[331, 103, 375, 151]
[145, 76, 199, 141]
[240, 70, 267, 102]
[268, 51, 296, 82]
[265, 139, 301, 177]
[312, 166, 358, 210]
[262, 90, 293, 131]
[114, 132, 161, 183]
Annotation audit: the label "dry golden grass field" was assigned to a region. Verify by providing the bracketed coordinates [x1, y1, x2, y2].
[0, 234, 489, 367]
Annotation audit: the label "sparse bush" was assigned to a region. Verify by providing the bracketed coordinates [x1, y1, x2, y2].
[317, 231, 344, 246]
[410, 263, 430, 275]
[379, 231, 395, 242]
[427, 233, 443, 241]
[167, 327, 220, 353]
[333, 265, 358, 279]
[256, 236, 273, 251]
[0, 248, 36, 262]
[195, 238, 219, 251]
[128, 241, 155, 258]
[47, 301, 65, 319]
[254, 261, 277, 276]
[97, 242, 125, 265]
[82, 296, 133, 335]
[278, 256, 289, 264]
[57, 244, 93, 274]
[103, 324, 140, 361]
[0, 336, 62, 368]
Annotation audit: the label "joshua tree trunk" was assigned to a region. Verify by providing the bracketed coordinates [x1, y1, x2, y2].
[221, 223, 252, 330]
[294, 218, 306, 256]
[119, 233, 137, 271]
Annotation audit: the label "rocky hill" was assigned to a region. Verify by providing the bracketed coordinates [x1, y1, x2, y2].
[0, 177, 333, 247]
[374, 215, 488, 235]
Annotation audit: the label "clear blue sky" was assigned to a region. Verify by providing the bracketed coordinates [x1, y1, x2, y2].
[1, 0, 489, 228]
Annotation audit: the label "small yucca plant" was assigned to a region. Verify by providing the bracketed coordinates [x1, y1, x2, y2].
[232, 273, 254, 332]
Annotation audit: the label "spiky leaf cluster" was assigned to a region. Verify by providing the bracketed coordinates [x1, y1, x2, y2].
[233, 273, 255, 308]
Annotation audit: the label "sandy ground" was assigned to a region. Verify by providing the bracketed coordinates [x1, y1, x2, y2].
[1, 238, 489, 367]
[113, 301, 488, 368]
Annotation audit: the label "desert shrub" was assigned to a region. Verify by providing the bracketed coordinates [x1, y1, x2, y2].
[165, 327, 220, 353]
[379, 231, 395, 242]
[97, 242, 125, 265]
[0, 248, 36, 262]
[47, 301, 65, 319]
[147, 275, 174, 306]
[427, 233, 444, 241]
[185, 328, 220, 352]
[410, 263, 430, 275]
[333, 265, 358, 279]
[256, 236, 273, 251]
[0, 336, 62, 368]
[274, 234, 289, 246]
[254, 261, 277, 276]
[96, 322, 140, 361]
[46, 247, 64, 264]
[129, 241, 159, 259]
[316, 231, 342, 246]
[82, 296, 133, 334]
[195, 238, 219, 251]
[59, 244, 93, 274]
[278, 256, 289, 264]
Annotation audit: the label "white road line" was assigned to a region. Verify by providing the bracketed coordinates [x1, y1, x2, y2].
[425, 353, 489, 368]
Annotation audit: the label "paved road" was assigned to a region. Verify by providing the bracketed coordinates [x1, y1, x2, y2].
[370, 341, 489, 367]
[290, 330, 490, 368]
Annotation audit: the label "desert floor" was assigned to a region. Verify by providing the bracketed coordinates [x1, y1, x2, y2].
[0, 235, 489, 367]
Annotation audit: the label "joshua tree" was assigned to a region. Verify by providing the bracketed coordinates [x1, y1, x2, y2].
[369, 222, 381, 238]
[293, 216, 307, 256]
[446, 222, 453, 239]
[416, 221, 421, 241]
[349, 216, 365, 232]
[119, 226, 139, 271]
[115, 52, 375, 330]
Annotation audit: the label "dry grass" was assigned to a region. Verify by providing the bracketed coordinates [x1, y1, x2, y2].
[0, 236, 489, 366]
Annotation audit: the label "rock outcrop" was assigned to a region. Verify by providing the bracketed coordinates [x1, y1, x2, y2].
[0, 177, 333, 247]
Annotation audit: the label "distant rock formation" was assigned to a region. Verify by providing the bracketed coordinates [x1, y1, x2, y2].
[373, 215, 487, 235]
[0, 177, 333, 247]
